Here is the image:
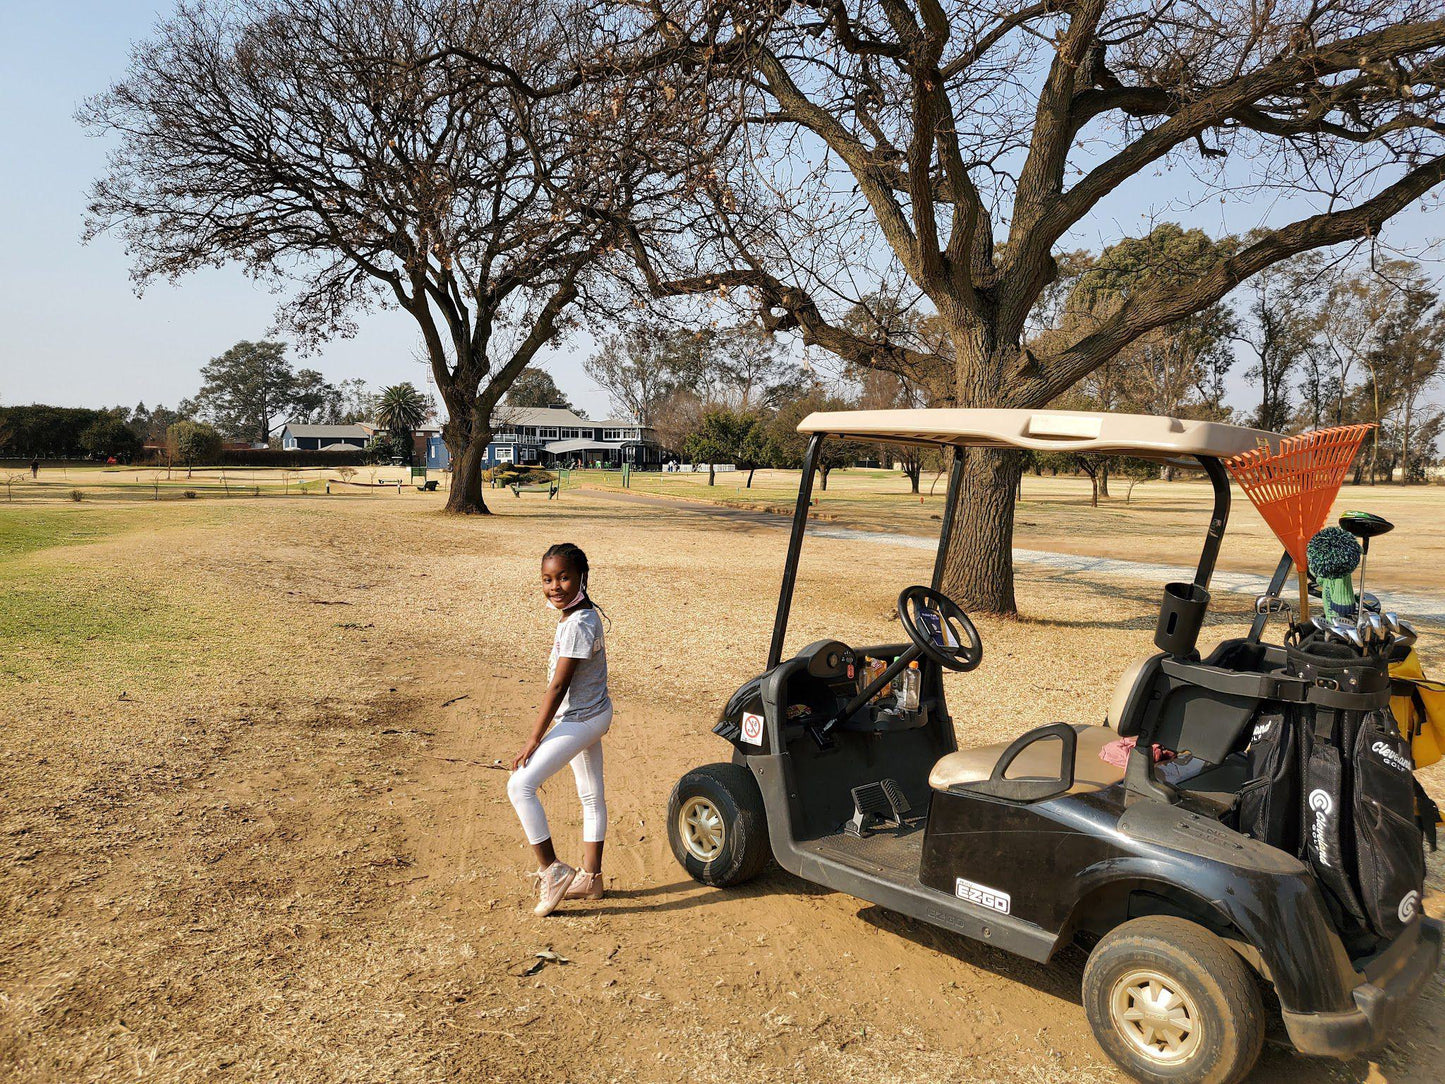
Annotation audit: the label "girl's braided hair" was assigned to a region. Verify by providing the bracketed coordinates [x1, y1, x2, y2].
[543, 542, 609, 625]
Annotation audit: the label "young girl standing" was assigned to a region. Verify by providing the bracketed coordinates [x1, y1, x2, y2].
[507, 542, 611, 916]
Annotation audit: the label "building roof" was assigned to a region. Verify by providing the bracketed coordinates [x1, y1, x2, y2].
[491, 406, 591, 428]
[796, 409, 1282, 462]
[282, 424, 371, 439]
[592, 417, 646, 429]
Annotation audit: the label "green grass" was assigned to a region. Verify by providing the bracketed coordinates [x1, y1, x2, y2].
[0, 507, 139, 559]
[0, 505, 218, 690]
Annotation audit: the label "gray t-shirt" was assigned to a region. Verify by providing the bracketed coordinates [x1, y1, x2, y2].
[549, 607, 610, 722]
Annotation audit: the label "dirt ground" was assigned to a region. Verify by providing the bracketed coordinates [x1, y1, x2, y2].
[2, 491, 1443, 1083]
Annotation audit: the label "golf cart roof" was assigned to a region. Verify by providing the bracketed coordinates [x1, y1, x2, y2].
[797, 408, 1281, 462]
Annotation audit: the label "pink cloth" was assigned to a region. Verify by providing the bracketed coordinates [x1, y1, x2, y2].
[1099, 736, 1175, 768]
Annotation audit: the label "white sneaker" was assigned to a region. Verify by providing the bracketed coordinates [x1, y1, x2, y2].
[532, 861, 577, 917]
[564, 870, 605, 900]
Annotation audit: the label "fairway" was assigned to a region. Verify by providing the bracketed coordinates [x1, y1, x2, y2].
[2, 489, 1442, 1083]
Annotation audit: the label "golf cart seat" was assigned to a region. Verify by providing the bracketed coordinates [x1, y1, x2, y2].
[928, 723, 1124, 797]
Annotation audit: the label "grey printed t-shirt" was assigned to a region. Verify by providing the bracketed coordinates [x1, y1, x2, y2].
[549, 607, 610, 722]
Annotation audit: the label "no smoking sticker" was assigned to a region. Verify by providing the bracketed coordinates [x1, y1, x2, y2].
[740, 711, 764, 746]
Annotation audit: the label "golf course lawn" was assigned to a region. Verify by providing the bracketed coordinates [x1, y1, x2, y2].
[1, 486, 1442, 1083]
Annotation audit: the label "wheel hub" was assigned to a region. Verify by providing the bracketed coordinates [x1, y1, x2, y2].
[678, 795, 724, 863]
[1110, 968, 1202, 1065]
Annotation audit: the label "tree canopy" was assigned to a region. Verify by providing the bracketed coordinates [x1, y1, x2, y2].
[615, 0, 1445, 611]
[83, 0, 702, 512]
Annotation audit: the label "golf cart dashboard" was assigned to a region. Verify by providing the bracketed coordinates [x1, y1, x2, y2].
[782, 640, 938, 736]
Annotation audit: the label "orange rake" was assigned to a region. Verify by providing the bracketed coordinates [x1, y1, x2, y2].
[1224, 424, 1374, 619]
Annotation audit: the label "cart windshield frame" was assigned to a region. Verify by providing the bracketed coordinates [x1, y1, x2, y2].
[765, 409, 1278, 669]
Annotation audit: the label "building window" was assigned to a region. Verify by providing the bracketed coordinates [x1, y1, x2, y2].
[494, 431, 517, 442]
[603, 428, 626, 441]
[539, 427, 559, 439]
[494, 446, 514, 463]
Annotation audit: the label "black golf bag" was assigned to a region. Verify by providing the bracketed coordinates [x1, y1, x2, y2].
[1235, 636, 1427, 948]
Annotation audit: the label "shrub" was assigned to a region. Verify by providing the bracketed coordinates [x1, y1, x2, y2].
[69, 489, 84, 502]
[483, 464, 554, 486]
[183, 490, 198, 499]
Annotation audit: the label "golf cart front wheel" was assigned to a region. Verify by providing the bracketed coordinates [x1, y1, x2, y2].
[1082, 916, 1263, 1084]
[667, 763, 771, 887]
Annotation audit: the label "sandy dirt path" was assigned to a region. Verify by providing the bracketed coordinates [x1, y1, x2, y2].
[2, 493, 1442, 1083]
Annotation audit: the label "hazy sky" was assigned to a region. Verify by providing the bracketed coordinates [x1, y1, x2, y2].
[2, 1, 1440, 422]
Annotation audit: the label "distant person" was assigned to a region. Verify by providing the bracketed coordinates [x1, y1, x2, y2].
[507, 542, 612, 916]
[30, 458, 38, 479]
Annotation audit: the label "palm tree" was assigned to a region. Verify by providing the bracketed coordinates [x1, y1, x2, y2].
[376, 382, 429, 465]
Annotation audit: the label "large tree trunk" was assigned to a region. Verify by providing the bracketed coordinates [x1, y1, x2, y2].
[939, 449, 1023, 614]
[1098, 459, 1111, 499]
[444, 422, 492, 514]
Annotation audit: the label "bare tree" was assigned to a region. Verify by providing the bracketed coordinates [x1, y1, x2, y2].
[82, 0, 691, 513]
[585, 325, 687, 425]
[620, 1, 1445, 612]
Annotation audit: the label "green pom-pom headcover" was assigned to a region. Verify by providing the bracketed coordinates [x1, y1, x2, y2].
[1308, 526, 1360, 622]
[1308, 527, 1361, 576]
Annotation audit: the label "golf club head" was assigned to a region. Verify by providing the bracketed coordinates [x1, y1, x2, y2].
[1361, 592, 1381, 614]
[1395, 620, 1418, 650]
[1325, 622, 1354, 647]
[1384, 612, 1402, 634]
[1367, 613, 1386, 644]
[1254, 593, 1291, 616]
[1311, 615, 1331, 633]
[1345, 627, 1366, 650]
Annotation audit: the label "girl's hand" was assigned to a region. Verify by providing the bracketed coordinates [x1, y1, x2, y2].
[513, 739, 541, 770]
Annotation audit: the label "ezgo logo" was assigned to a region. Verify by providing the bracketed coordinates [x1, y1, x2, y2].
[1308, 789, 1334, 868]
[955, 877, 1011, 915]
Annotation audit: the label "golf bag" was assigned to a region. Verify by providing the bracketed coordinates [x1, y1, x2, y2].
[1235, 636, 1427, 947]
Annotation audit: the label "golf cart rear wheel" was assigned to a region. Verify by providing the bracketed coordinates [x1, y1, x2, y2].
[668, 763, 771, 887]
[1082, 917, 1263, 1084]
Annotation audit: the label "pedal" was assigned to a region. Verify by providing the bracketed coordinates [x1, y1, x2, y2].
[845, 779, 912, 837]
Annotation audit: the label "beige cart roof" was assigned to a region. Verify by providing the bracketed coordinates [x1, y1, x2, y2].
[796, 408, 1281, 461]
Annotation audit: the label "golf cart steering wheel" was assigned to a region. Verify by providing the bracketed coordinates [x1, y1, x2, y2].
[897, 586, 983, 673]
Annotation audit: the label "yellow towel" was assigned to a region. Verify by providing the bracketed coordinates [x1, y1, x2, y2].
[1390, 649, 1445, 769]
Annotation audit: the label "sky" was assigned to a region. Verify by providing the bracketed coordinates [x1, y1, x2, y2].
[0, 1, 613, 417]
[1, 1, 1440, 423]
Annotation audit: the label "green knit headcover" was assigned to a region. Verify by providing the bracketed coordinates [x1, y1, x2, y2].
[1307, 526, 1360, 623]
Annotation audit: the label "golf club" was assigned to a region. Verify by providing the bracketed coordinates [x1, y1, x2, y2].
[1254, 593, 1293, 638]
[1367, 612, 1387, 646]
[1395, 619, 1418, 651]
[1339, 512, 1394, 638]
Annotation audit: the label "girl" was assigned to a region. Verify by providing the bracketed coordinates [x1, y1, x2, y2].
[507, 542, 611, 916]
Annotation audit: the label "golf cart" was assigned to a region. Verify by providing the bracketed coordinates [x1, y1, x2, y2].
[666, 409, 1441, 1084]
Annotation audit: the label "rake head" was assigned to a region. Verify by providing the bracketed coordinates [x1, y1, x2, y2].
[1224, 424, 1373, 568]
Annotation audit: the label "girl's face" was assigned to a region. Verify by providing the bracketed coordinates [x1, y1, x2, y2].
[541, 555, 581, 609]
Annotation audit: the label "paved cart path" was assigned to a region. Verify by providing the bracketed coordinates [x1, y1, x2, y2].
[586, 489, 1445, 625]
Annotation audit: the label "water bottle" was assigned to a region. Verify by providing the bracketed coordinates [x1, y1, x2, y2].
[899, 660, 921, 712]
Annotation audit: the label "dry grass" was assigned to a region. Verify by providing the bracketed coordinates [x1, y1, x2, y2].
[0, 493, 1441, 1083]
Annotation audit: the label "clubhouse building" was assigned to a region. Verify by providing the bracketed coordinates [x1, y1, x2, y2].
[424, 407, 665, 471]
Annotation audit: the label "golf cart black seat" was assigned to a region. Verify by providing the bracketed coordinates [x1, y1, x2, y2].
[928, 724, 1124, 797]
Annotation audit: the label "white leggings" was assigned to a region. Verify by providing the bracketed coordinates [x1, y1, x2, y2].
[507, 706, 611, 845]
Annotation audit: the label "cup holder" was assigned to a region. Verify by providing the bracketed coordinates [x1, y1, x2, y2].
[1155, 581, 1209, 656]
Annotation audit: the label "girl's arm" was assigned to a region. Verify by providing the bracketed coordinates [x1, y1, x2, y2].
[513, 655, 579, 769]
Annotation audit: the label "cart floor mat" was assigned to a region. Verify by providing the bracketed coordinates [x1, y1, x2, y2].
[800, 823, 925, 879]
